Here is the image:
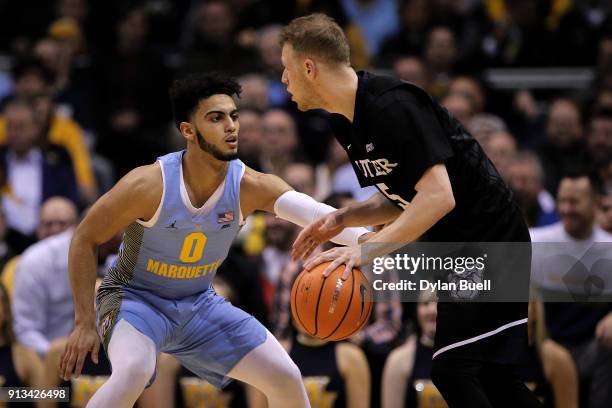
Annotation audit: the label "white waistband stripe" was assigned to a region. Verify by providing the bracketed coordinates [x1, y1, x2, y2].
[432, 317, 528, 359]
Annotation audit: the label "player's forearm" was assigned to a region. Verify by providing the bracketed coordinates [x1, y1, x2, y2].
[337, 193, 401, 228]
[68, 232, 98, 327]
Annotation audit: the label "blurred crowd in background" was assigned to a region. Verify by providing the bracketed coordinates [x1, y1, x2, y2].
[0, 0, 611, 407]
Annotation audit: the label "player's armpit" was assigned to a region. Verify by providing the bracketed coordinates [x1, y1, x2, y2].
[76, 163, 163, 246]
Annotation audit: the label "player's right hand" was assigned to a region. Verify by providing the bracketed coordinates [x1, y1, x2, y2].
[59, 323, 100, 380]
[292, 211, 345, 261]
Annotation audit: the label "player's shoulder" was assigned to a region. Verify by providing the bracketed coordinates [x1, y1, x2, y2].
[241, 166, 288, 192]
[117, 162, 163, 198]
[359, 70, 430, 112]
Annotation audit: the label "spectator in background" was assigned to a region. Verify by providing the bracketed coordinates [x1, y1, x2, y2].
[30, 92, 98, 204]
[448, 75, 485, 114]
[587, 110, 612, 165]
[392, 55, 430, 91]
[538, 98, 590, 196]
[274, 326, 371, 408]
[518, 300, 579, 408]
[378, 0, 431, 65]
[0, 99, 77, 243]
[424, 25, 459, 98]
[467, 112, 508, 144]
[339, 0, 400, 58]
[316, 138, 355, 201]
[530, 173, 612, 408]
[238, 74, 270, 112]
[282, 162, 317, 198]
[181, 0, 259, 76]
[35, 196, 78, 240]
[508, 151, 559, 228]
[595, 32, 612, 91]
[554, 0, 611, 66]
[0, 209, 15, 289]
[256, 25, 289, 107]
[0, 283, 44, 393]
[477, 0, 555, 68]
[10, 196, 78, 356]
[34, 19, 95, 132]
[441, 92, 474, 126]
[1, 197, 78, 298]
[261, 109, 298, 176]
[0, 57, 55, 110]
[0, 57, 98, 204]
[382, 291, 446, 408]
[95, 3, 171, 179]
[480, 130, 517, 179]
[0, 93, 97, 206]
[236, 107, 264, 172]
[596, 188, 612, 234]
[263, 211, 299, 326]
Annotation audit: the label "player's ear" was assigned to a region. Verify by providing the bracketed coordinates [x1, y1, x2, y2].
[179, 122, 195, 142]
[304, 58, 316, 80]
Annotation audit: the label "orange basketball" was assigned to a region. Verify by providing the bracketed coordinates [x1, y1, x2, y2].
[290, 261, 373, 341]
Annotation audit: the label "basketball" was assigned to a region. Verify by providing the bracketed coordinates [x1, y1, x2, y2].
[290, 261, 373, 341]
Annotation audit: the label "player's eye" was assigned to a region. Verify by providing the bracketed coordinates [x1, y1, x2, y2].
[231, 113, 239, 121]
[211, 115, 222, 122]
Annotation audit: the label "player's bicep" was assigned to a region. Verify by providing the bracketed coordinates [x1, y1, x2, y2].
[76, 165, 162, 245]
[241, 167, 292, 215]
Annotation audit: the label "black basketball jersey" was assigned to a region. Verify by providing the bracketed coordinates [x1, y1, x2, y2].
[289, 340, 347, 408]
[176, 366, 247, 408]
[330, 71, 531, 361]
[0, 345, 34, 408]
[329, 71, 527, 244]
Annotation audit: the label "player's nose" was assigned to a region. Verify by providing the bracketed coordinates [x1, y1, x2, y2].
[281, 69, 288, 85]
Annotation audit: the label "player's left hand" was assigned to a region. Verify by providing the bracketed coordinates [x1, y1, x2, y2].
[596, 312, 612, 348]
[303, 245, 361, 280]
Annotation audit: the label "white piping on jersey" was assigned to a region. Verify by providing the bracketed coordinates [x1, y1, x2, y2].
[432, 317, 528, 359]
[179, 159, 225, 216]
[137, 161, 166, 228]
[238, 164, 246, 226]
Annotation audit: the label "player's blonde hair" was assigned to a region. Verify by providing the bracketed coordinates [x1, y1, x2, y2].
[280, 13, 350, 65]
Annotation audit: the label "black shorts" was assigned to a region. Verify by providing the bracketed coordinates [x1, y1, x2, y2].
[433, 209, 531, 364]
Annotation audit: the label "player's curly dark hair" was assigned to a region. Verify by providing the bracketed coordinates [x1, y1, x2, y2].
[169, 72, 241, 129]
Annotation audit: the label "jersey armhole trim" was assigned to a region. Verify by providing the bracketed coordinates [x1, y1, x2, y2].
[238, 163, 246, 226]
[136, 161, 165, 228]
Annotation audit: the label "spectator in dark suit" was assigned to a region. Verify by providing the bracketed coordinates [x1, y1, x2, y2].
[0, 99, 77, 248]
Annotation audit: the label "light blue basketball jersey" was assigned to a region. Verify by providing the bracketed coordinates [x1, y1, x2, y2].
[104, 151, 245, 299]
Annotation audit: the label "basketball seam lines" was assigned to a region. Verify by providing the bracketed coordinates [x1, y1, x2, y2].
[322, 269, 355, 340]
[343, 273, 373, 340]
[293, 272, 308, 333]
[313, 273, 329, 336]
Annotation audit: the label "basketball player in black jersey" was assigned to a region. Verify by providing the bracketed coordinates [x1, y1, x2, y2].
[281, 14, 540, 408]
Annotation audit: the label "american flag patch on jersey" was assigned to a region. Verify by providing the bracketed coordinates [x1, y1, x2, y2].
[217, 211, 234, 223]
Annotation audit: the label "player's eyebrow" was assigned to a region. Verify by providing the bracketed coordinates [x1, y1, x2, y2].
[204, 109, 239, 117]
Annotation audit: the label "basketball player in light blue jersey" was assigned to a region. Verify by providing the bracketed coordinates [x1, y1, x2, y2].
[59, 73, 370, 408]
